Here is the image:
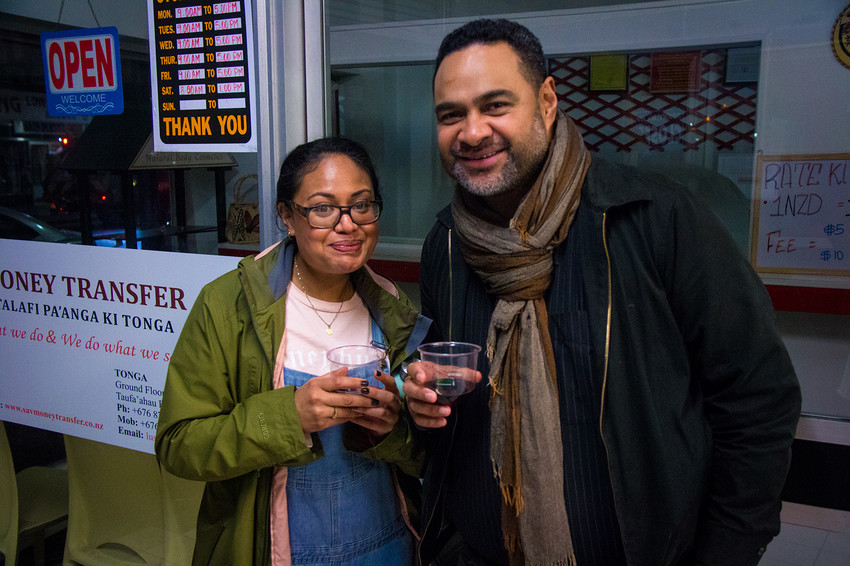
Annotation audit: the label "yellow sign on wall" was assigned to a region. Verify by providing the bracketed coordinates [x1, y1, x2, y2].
[589, 54, 628, 91]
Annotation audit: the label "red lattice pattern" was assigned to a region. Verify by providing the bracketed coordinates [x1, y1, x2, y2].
[549, 50, 757, 152]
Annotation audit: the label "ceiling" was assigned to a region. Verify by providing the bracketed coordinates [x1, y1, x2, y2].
[325, 0, 651, 27]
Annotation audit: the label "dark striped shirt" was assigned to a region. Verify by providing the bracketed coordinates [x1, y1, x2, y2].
[444, 228, 626, 565]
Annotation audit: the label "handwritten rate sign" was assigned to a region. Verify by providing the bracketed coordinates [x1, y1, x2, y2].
[148, 0, 257, 152]
[0, 239, 238, 453]
[751, 153, 850, 275]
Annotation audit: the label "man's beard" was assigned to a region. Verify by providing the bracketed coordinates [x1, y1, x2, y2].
[443, 111, 549, 197]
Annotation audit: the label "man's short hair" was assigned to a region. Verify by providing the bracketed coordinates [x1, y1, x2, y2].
[434, 19, 547, 88]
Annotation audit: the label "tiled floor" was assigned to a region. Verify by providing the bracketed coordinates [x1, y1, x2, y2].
[9, 502, 848, 565]
[761, 503, 850, 565]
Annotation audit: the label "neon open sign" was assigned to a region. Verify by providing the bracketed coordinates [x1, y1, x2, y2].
[41, 27, 124, 116]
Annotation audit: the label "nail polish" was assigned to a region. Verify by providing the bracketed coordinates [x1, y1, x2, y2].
[361, 387, 369, 395]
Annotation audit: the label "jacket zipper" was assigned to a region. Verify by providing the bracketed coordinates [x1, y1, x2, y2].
[448, 228, 453, 340]
[391, 467, 421, 542]
[598, 211, 629, 558]
[599, 213, 612, 432]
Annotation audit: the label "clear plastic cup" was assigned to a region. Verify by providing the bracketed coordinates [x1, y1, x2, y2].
[326, 344, 386, 393]
[417, 341, 482, 405]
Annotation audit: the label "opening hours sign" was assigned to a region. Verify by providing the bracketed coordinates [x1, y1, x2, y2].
[147, 0, 257, 152]
[41, 27, 124, 117]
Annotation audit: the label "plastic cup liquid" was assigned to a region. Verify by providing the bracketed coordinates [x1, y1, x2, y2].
[417, 341, 482, 405]
[326, 344, 386, 393]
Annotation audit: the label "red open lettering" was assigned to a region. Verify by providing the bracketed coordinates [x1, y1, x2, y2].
[64, 41, 79, 88]
[95, 38, 114, 87]
[46, 35, 116, 92]
[48, 42, 65, 90]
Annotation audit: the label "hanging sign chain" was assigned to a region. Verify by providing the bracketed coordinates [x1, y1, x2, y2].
[57, 0, 103, 28]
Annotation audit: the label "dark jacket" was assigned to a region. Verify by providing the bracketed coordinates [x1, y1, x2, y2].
[417, 158, 801, 565]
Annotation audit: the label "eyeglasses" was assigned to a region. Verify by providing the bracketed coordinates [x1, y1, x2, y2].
[289, 199, 382, 229]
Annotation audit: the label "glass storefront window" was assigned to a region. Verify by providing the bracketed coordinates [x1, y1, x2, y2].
[326, 1, 850, 426]
[334, 63, 450, 246]
[335, 44, 761, 255]
[0, 14, 258, 256]
[550, 45, 760, 254]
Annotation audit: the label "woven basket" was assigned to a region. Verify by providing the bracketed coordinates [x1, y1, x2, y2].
[224, 174, 260, 244]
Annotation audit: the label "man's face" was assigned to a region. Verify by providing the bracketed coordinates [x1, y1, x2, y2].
[433, 42, 556, 197]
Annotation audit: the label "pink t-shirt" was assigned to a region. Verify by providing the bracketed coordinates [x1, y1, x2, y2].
[269, 282, 371, 566]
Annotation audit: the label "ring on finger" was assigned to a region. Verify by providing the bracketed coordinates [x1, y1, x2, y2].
[331, 407, 337, 419]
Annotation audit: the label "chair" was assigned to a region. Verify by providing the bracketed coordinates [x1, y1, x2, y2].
[62, 436, 164, 565]
[0, 421, 69, 566]
[160, 466, 204, 566]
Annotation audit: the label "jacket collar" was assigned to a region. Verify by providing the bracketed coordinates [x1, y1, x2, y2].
[237, 238, 430, 370]
[580, 157, 659, 210]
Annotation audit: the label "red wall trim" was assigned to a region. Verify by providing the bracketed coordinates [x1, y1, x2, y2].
[765, 285, 850, 315]
[223, 253, 848, 315]
[366, 259, 420, 283]
[367, 260, 850, 316]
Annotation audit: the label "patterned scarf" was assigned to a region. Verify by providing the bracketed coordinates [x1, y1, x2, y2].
[452, 111, 590, 565]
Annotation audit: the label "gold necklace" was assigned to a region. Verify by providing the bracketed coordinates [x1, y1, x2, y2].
[293, 256, 348, 335]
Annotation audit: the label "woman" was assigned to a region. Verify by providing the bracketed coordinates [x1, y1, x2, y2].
[155, 137, 430, 565]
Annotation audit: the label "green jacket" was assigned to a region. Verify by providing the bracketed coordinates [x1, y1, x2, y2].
[155, 241, 430, 566]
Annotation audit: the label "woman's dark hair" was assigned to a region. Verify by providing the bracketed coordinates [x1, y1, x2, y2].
[275, 137, 381, 206]
[434, 19, 546, 89]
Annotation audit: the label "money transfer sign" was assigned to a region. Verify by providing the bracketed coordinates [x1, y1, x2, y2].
[0, 239, 239, 453]
[148, 0, 257, 152]
[41, 27, 124, 117]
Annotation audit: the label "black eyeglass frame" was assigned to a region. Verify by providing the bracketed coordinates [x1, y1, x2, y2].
[288, 199, 383, 229]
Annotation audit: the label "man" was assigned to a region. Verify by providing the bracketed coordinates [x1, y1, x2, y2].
[404, 18, 801, 566]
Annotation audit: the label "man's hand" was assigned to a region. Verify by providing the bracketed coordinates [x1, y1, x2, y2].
[402, 361, 482, 428]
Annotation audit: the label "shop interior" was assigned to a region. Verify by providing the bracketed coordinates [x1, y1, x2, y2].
[1, 1, 848, 564]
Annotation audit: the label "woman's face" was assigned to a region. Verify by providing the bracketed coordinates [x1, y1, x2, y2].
[278, 153, 379, 279]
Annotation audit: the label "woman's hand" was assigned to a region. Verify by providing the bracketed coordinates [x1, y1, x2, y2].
[347, 369, 403, 440]
[294, 367, 385, 434]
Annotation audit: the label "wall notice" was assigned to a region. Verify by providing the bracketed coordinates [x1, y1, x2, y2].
[751, 153, 850, 276]
[0, 239, 238, 453]
[650, 51, 700, 94]
[148, 0, 257, 152]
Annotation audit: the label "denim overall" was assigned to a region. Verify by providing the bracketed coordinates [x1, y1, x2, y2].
[284, 320, 412, 565]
